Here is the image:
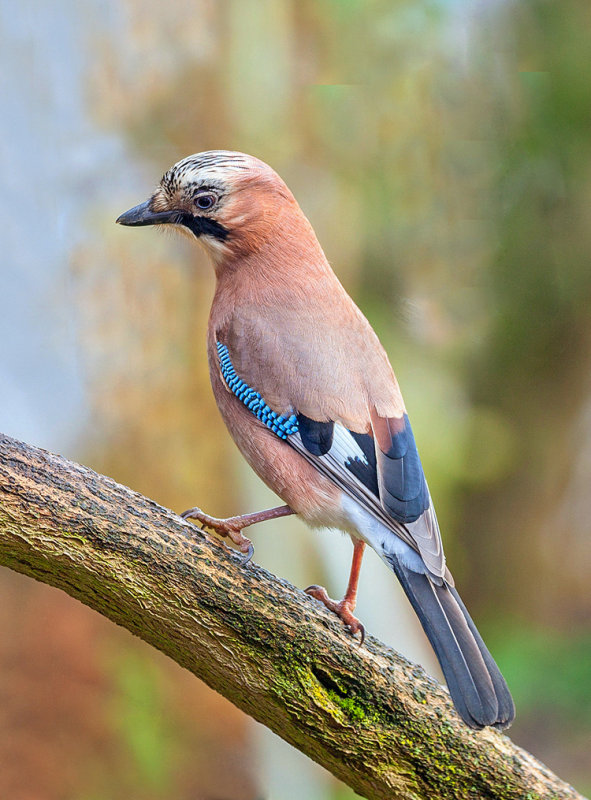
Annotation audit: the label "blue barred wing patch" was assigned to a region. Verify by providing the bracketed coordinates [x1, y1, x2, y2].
[216, 341, 298, 439]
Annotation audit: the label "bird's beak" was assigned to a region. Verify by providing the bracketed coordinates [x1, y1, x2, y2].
[116, 199, 179, 227]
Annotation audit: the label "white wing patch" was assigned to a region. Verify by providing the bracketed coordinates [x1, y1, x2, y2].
[331, 423, 368, 465]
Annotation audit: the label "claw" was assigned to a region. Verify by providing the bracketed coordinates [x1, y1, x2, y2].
[241, 542, 255, 566]
[357, 623, 366, 646]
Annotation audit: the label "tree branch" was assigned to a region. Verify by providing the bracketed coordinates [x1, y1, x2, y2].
[0, 433, 584, 800]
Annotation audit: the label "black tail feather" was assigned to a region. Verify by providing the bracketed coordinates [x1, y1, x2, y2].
[448, 586, 515, 729]
[391, 559, 514, 729]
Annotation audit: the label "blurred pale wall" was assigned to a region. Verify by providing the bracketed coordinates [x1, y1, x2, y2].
[1, 0, 590, 798]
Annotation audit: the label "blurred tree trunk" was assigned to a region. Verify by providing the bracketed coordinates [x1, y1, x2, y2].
[0, 434, 584, 800]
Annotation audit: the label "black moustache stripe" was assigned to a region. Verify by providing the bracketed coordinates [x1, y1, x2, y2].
[178, 213, 230, 242]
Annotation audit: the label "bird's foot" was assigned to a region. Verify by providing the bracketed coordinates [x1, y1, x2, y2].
[305, 584, 365, 645]
[181, 506, 254, 564]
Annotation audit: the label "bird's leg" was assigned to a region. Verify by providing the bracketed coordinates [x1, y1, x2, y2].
[181, 504, 294, 563]
[305, 539, 366, 644]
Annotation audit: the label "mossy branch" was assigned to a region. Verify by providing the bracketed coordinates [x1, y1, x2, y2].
[0, 433, 584, 800]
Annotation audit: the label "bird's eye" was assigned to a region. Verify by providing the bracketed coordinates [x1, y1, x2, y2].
[194, 193, 217, 211]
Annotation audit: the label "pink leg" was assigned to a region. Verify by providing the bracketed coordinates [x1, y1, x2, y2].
[305, 539, 366, 644]
[181, 504, 294, 563]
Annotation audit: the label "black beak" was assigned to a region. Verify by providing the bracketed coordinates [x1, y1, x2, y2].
[116, 199, 180, 227]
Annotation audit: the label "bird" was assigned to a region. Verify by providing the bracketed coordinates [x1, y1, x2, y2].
[116, 150, 515, 730]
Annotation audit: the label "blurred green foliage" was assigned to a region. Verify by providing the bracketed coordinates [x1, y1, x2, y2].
[109, 651, 175, 794]
[497, 627, 591, 725]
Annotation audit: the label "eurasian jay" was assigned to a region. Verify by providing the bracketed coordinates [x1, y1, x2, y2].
[117, 150, 515, 730]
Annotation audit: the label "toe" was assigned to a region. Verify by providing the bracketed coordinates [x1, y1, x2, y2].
[304, 585, 330, 604]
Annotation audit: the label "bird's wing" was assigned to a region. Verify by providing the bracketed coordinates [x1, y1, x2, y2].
[214, 332, 447, 581]
[289, 413, 446, 581]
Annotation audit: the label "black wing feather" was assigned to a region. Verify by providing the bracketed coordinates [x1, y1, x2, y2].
[297, 414, 334, 456]
[375, 414, 430, 523]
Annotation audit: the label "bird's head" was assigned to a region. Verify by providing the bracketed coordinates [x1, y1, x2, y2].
[116, 150, 296, 264]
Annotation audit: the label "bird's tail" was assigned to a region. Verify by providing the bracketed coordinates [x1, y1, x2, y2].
[390, 559, 515, 729]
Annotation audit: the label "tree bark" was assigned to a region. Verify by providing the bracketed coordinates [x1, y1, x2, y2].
[0, 433, 585, 800]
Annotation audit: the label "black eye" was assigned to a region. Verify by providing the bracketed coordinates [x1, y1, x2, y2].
[194, 193, 217, 211]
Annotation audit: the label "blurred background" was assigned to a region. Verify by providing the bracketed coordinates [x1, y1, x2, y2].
[1, 0, 590, 797]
